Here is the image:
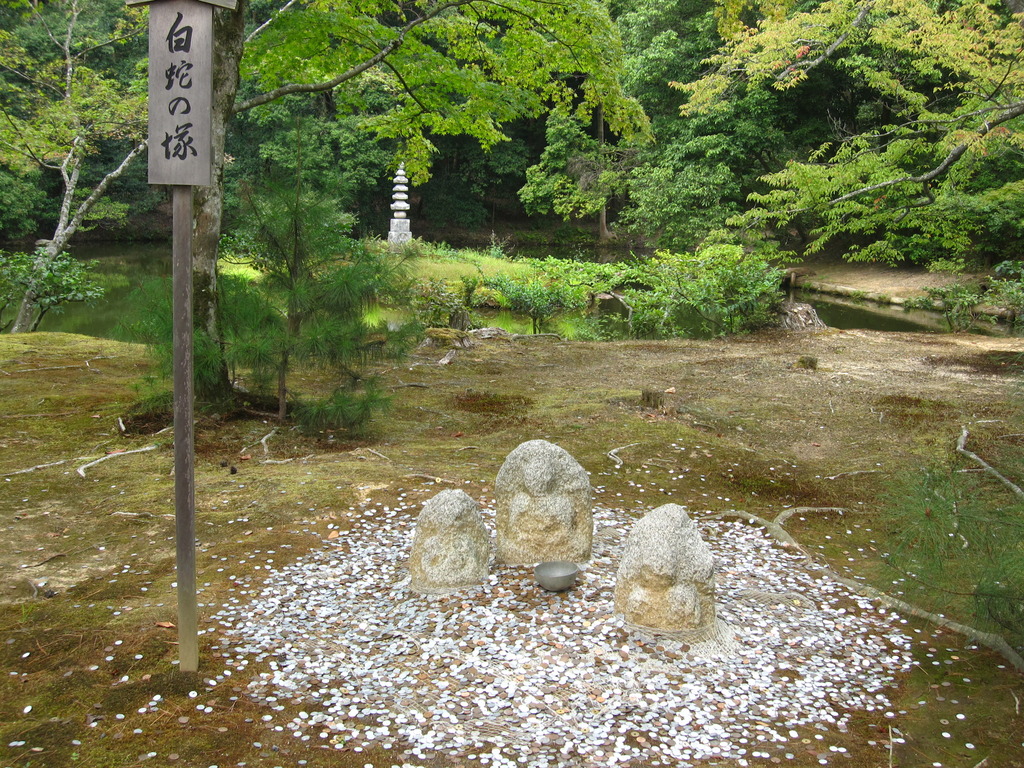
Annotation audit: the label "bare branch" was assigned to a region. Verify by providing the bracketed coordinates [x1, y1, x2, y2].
[244, 0, 300, 45]
[827, 99, 1024, 205]
[57, 140, 147, 250]
[1, 460, 68, 477]
[776, 1, 875, 83]
[72, 28, 145, 61]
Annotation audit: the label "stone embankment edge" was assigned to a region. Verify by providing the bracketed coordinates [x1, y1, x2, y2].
[801, 280, 1011, 320]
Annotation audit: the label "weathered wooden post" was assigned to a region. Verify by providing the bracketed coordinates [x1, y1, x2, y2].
[128, 0, 235, 672]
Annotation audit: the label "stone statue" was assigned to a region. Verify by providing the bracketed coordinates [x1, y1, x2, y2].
[494, 439, 592, 564]
[614, 504, 719, 638]
[408, 489, 489, 594]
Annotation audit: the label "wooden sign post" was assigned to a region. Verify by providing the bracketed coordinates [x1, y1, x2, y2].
[129, 0, 235, 673]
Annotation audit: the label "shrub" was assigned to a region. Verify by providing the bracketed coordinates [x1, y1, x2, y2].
[625, 242, 784, 337]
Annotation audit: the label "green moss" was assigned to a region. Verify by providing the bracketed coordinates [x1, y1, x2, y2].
[2, 330, 1022, 768]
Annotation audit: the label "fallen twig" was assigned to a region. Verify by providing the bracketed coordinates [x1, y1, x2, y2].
[607, 443, 640, 468]
[259, 428, 278, 456]
[957, 426, 1024, 500]
[240, 429, 277, 457]
[2, 460, 68, 478]
[824, 470, 882, 480]
[390, 382, 431, 389]
[76, 445, 158, 477]
[366, 448, 392, 462]
[404, 473, 455, 484]
[28, 552, 67, 567]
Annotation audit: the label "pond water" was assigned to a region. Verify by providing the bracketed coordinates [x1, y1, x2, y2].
[35, 243, 171, 338]
[35, 243, 1001, 338]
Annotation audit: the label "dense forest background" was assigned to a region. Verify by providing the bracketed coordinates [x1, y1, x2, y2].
[2, 0, 1024, 267]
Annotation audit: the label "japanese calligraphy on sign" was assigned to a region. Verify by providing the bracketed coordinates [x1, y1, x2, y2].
[146, 0, 212, 185]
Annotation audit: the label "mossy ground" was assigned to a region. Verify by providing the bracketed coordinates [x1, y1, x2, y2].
[1, 329, 1022, 768]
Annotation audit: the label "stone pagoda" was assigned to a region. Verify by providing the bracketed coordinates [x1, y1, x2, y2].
[387, 164, 412, 247]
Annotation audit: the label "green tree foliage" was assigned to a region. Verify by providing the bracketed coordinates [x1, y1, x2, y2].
[0, 167, 46, 237]
[485, 274, 584, 334]
[715, 0, 795, 38]
[237, 0, 649, 182]
[0, 0, 146, 331]
[420, 131, 537, 229]
[195, 0, 649, 390]
[612, 0, 833, 250]
[225, 96, 395, 236]
[681, 0, 1024, 265]
[518, 111, 638, 239]
[626, 239, 784, 337]
[228, 166, 413, 432]
[0, 249, 103, 332]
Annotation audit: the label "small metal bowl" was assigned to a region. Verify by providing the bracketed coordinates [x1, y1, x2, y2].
[534, 561, 579, 592]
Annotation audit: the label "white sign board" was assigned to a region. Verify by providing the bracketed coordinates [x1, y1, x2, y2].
[147, 0, 213, 186]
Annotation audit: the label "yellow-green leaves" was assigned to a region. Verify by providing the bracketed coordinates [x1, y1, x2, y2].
[239, 0, 648, 181]
[681, 0, 1024, 264]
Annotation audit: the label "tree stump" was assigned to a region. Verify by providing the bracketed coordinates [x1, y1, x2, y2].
[641, 389, 664, 409]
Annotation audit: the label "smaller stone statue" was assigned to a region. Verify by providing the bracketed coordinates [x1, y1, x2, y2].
[408, 489, 489, 594]
[614, 504, 720, 639]
[494, 439, 592, 564]
[387, 164, 412, 247]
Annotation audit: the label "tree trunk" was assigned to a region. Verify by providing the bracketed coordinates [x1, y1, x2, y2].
[598, 204, 612, 241]
[9, 241, 64, 333]
[595, 104, 613, 242]
[193, 0, 246, 337]
[190, 0, 247, 396]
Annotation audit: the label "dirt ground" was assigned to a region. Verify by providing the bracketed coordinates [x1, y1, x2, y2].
[1, 319, 1022, 767]
[787, 257, 972, 301]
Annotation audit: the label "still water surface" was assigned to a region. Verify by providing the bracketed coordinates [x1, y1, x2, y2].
[36, 243, 171, 338]
[37, 243, 981, 339]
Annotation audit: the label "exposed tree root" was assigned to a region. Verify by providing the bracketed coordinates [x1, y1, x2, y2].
[957, 426, 1024, 500]
[773, 506, 848, 527]
[706, 511, 809, 556]
[2, 460, 68, 477]
[708, 507, 1024, 674]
